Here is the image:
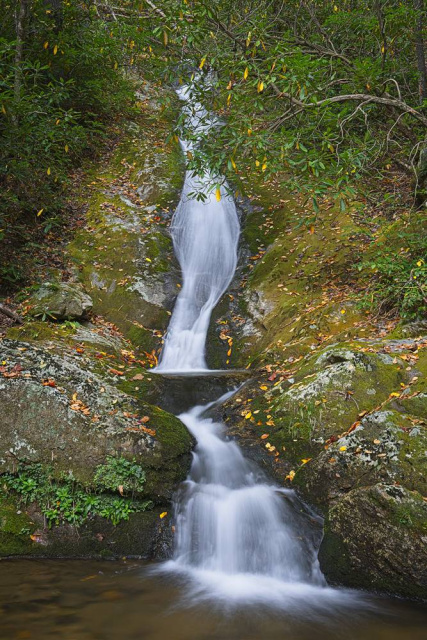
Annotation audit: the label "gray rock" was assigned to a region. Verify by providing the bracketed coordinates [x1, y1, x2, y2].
[29, 282, 93, 321]
[319, 483, 427, 599]
[0, 339, 192, 500]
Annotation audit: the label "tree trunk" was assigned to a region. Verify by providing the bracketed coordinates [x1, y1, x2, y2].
[414, 0, 427, 103]
[13, 0, 29, 104]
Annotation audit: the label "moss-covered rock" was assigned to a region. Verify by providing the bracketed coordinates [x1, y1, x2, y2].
[296, 410, 427, 507]
[28, 282, 93, 321]
[67, 82, 185, 354]
[319, 483, 427, 599]
[0, 493, 173, 559]
[0, 339, 192, 500]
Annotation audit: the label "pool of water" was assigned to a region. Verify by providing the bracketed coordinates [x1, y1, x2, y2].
[0, 559, 426, 640]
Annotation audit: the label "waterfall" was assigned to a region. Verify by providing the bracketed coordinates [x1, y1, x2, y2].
[173, 403, 325, 587]
[155, 81, 354, 608]
[155, 84, 240, 372]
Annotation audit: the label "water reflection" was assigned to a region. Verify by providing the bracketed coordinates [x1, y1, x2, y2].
[0, 560, 426, 640]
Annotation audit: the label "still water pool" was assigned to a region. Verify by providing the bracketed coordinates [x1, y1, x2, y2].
[0, 559, 426, 640]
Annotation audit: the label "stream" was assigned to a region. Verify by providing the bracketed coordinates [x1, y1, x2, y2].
[1, 83, 427, 639]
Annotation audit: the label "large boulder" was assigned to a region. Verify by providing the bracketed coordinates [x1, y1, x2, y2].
[28, 282, 93, 321]
[319, 484, 427, 599]
[298, 409, 427, 507]
[0, 338, 193, 558]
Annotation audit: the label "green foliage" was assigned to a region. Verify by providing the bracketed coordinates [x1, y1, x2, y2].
[2, 462, 152, 528]
[359, 217, 427, 319]
[93, 456, 146, 495]
[145, 1, 427, 207]
[0, 0, 167, 289]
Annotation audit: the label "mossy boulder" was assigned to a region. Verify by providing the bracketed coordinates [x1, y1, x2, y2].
[28, 282, 93, 321]
[0, 493, 174, 559]
[319, 483, 427, 599]
[0, 339, 192, 500]
[296, 410, 427, 507]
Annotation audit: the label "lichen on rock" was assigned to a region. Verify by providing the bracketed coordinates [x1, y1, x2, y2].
[28, 282, 93, 321]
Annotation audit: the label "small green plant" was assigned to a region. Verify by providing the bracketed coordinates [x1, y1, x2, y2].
[93, 456, 146, 495]
[2, 462, 151, 528]
[358, 233, 427, 320]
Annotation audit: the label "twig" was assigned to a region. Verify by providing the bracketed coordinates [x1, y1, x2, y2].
[0, 303, 23, 324]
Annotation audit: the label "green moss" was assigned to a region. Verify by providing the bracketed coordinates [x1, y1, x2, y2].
[6, 320, 77, 343]
[0, 495, 36, 556]
[150, 406, 193, 459]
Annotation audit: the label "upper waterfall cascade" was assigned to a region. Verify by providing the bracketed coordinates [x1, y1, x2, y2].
[155, 85, 240, 372]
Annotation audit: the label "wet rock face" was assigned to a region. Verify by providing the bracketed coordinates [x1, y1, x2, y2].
[319, 484, 427, 600]
[29, 282, 93, 321]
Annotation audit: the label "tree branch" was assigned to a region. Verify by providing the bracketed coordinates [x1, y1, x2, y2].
[0, 304, 23, 324]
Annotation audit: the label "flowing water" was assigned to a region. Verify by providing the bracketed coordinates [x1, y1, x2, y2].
[1, 83, 426, 638]
[155, 84, 240, 372]
[155, 82, 340, 607]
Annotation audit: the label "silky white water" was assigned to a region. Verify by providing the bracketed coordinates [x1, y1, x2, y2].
[155, 85, 240, 372]
[156, 83, 365, 610]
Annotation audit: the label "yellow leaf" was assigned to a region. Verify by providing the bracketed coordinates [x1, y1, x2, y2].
[199, 56, 206, 70]
[64, 144, 69, 152]
[1, 104, 6, 115]
[227, 93, 231, 106]
[53, 44, 58, 55]
[286, 470, 296, 481]
[257, 80, 264, 93]
[260, 433, 269, 439]
[260, 385, 268, 390]
[114, 61, 118, 69]
[145, 257, 152, 262]
[255, 160, 260, 167]
[159, 512, 168, 519]
[216, 187, 221, 202]
[47, 167, 51, 175]
[301, 458, 312, 464]
[243, 67, 249, 80]
[389, 392, 400, 398]
[245, 412, 252, 420]
[37, 208, 44, 217]
[417, 260, 423, 267]
[261, 162, 267, 172]
[341, 309, 346, 314]
[231, 158, 237, 170]
[163, 31, 168, 46]
[339, 446, 347, 451]
[247, 128, 252, 135]
[44, 41, 49, 49]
